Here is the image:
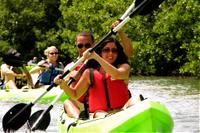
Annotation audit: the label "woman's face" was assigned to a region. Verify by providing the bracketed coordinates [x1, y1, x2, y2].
[101, 42, 118, 64]
[47, 47, 58, 62]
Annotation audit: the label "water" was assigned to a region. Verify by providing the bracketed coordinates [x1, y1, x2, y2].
[129, 76, 200, 133]
[0, 76, 199, 133]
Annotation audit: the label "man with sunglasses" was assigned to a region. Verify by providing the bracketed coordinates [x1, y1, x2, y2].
[74, 29, 133, 60]
[76, 32, 95, 59]
[63, 23, 134, 118]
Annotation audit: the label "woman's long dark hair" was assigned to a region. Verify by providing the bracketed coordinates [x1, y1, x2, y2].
[96, 37, 129, 67]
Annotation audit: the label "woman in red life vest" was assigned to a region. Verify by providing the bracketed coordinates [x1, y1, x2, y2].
[54, 37, 131, 117]
[63, 22, 134, 118]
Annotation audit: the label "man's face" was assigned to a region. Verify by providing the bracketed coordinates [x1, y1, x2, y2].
[76, 35, 94, 56]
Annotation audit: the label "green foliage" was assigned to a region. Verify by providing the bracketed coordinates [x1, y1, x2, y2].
[0, 0, 199, 77]
[0, 0, 61, 60]
[59, 0, 130, 59]
[128, 0, 200, 76]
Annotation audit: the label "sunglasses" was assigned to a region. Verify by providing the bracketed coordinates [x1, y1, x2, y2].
[49, 52, 58, 55]
[102, 48, 118, 54]
[76, 43, 91, 49]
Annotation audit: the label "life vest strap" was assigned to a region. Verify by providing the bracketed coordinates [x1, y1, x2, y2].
[79, 68, 94, 120]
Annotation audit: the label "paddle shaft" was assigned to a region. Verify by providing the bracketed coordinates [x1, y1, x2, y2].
[120, 0, 136, 20]
[6, 84, 52, 126]
[33, 64, 63, 72]
[67, 0, 147, 84]
[31, 90, 64, 131]
[67, 0, 148, 67]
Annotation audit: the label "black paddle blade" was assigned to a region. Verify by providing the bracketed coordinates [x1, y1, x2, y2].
[27, 110, 51, 131]
[2, 103, 31, 132]
[3, 48, 25, 67]
[135, 0, 165, 15]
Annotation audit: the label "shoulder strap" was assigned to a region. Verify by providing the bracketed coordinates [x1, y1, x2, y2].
[79, 68, 94, 120]
[103, 73, 111, 109]
[89, 68, 94, 87]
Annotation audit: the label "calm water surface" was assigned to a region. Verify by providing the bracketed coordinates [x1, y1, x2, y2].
[0, 76, 199, 133]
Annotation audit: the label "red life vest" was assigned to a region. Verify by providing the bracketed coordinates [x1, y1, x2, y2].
[88, 70, 129, 113]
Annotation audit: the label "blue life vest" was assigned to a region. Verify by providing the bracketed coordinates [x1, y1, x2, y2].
[38, 63, 62, 85]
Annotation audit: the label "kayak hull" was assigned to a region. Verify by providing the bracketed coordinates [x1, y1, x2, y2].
[0, 86, 68, 103]
[57, 100, 173, 133]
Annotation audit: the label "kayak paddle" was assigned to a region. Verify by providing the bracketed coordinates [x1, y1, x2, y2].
[2, 49, 24, 67]
[67, 0, 165, 84]
[2, 103, 31, 132]
[2, 67, 70, 132]
[27, 90, 64, 131]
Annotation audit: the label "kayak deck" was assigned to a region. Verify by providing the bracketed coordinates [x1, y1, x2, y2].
[58, 100, 173, 133]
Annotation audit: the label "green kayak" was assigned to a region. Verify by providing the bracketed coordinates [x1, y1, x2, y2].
[0, 67, 68, 103]
[0, 86, 68, 103]
[57, 100, 174, 133]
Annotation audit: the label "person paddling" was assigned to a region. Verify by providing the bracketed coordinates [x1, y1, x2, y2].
[1, 49, 33, 91]
[54, 37, 132, 118]
[62, 23, 134, 118]
[30, 46, 64, 88]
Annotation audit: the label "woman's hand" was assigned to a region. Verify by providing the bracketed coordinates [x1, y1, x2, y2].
[54, 75, 68, 91]
[83, 48, 98, 60]
[54, 74, 63, 85]
[111, 20, 120, 28]
[38, 63, 49, 70]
